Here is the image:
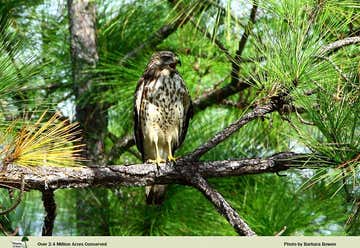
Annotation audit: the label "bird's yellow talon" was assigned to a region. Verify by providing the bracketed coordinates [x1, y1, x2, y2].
[146, 157, 166, 165]
[167, 155, 177, 162]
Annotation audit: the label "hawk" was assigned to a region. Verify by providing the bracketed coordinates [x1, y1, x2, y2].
[134, 51, 193, 205]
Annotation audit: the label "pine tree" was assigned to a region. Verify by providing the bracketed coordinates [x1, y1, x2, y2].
[0, 0, 359, 236]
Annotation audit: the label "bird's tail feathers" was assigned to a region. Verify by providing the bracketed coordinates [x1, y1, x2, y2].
[145, 184, 167, 205]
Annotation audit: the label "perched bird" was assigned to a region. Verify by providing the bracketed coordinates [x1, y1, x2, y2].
[133, 51, 193, 205]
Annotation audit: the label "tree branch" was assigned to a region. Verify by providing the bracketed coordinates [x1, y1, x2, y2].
[0, 152, 309, 191]
[0, 151, 317, 235]
[319, 36, 360, 55]
[41, 189, 56, 236]
[183, 101, 278, 161]
[230, 0, 258, 86]
[193, 35, 360, 113]
[316, 55, 351, 83]
[193, 79, 252, 112]
[0, 223, 19, 236]
[108, 134, 135, 163]
[0, 175, 25, 215]
[186, 173, 256, 236]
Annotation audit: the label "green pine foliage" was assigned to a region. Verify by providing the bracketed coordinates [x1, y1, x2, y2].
[0, 0, 359, 236]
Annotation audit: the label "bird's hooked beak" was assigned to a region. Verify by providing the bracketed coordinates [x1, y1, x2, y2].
[176, 56, 181, 66]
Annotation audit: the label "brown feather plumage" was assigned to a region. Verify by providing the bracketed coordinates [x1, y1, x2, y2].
[133, 51, 192, 204]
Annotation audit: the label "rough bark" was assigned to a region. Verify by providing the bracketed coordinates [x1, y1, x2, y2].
[1, 152, 310, 236]
[0, 152, 309, 190]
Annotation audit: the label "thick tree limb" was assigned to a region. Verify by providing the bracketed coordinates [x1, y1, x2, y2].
[0, 152, 308, 191]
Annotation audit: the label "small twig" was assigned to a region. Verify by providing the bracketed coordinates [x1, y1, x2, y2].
[0, 175, 25, 215]
[0, 223, 19, 236]
[209, 76, 229, 90]
[342, 170, 352, 203]
[193, 79, 252, 111]
[275, 226, 287, 236]
[337, 153, 360, 169]
[319, 36, 360, 55]
[120, 0, 207, 64]
[316, 55, 351, 83]
[295, 109, 315, 126]
[41, 189, 56, 236]
[204, 0, 246, 29]
[304, 0, 325, 36]
[239, 56, 265, 63]
[230, 0, 258, 86]
[107, 134, 136, 163]
[220, 99, 247, 109]
[19, 82, 71, 93]
[190, 19, 233, 62]
[195, 76, 227, 96]
[346, 199, 360, 227]
[304, 89, 317, 96]
[281, 114, 305, 138]
[127, 147, 142, 160]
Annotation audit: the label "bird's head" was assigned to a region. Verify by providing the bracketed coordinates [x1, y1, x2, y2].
[149, 51, 181, 69]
